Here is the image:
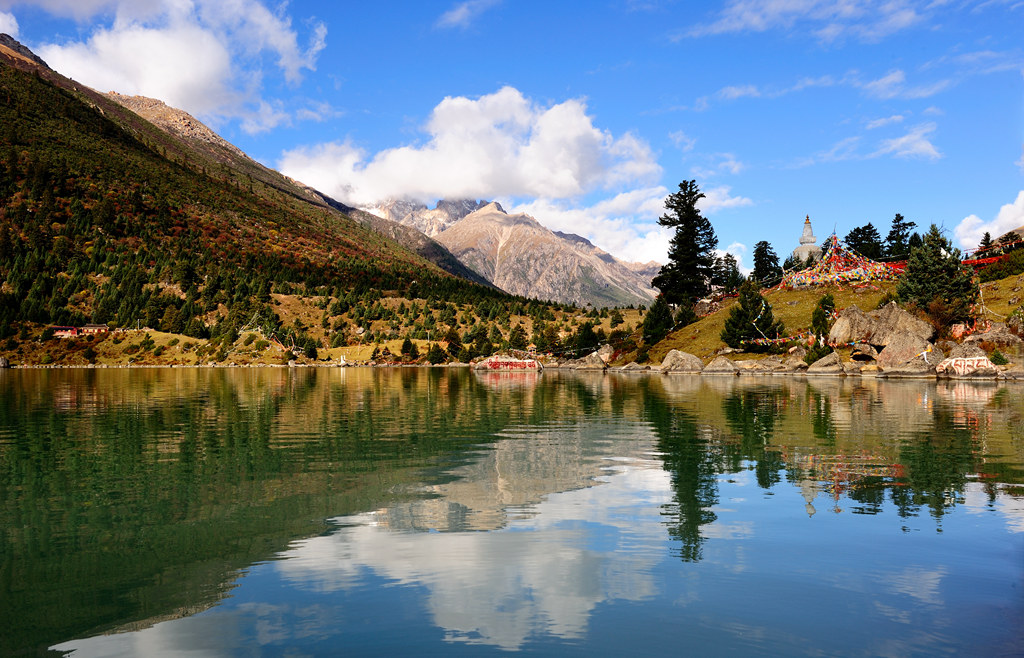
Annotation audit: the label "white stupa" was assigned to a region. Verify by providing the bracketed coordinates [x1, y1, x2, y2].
[792, 215, 822, 263]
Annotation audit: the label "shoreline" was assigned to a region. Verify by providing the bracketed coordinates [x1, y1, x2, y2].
[3, 359, 1022, 381]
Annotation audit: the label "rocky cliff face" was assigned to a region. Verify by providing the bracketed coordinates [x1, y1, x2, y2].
[364, 198, 490, 236]
[435, 203, 658, 307]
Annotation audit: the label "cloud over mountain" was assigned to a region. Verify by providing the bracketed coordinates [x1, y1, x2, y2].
[278, 86, 683, 263]
[18, 0, 326, 133]
[955, 191, 1024, 251]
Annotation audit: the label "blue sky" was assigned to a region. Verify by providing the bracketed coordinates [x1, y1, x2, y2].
[1, 1, 1022, 270]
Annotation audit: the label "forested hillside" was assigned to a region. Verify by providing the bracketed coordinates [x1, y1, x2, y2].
[0, 36, 513, 355]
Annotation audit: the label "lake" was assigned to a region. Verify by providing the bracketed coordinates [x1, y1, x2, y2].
[1, 367, 1021, 656]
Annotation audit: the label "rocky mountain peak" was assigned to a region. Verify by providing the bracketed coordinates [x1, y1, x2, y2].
[103, 91, 248, 159]
[0, 34, 49, 69]
[436, 198, 490, 220]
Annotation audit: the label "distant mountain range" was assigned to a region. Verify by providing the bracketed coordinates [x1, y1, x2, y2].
[365, 199, 660, 306]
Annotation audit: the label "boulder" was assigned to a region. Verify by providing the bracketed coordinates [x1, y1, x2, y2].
[787, 345, 808, 360]
[619, 361, 649, 372]
[965, 326, 1023, 348]
[784, 355, 809, 371]
[850, 343, 878, 361]
[827, 305, 873, 346]
[1007, 312, 1024, 337]
[596, 344, 615, 363]
[999, 364, 1024, 380]
[756, 355, 791, 373]
[660, 349, 703, 373]
[871, 302, 934, 345]
[936, 355, 998, 378]
[735, 359, 766, 373]
[828, 302, 934, 347]
[574, 352, 608, 371]
[0, 356, 8, 369]
[807, 351, 844, 374]
[876, 333, 933, 369]
[703, 356, 738, 374]
[948, 343, 986, 359]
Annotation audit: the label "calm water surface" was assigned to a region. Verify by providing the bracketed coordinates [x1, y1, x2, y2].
[1, 368, 1021, 656]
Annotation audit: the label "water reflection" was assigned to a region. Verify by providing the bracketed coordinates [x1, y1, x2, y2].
[0, 369, 1021, 655]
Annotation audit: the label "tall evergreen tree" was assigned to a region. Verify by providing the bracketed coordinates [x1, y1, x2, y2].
[651, 180, 718, 306]
[844, 223, 884, 259]
[713, 252, 744, 292]
[977, 231, 993, 252]
[720, 281, 785, 352]
[884, 213, 916, 259]
[751, 241, 782, 286]
[641, 294, 674, 345]
[896, 224, 978, 326]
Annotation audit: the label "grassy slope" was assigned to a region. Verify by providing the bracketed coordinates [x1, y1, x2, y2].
[639, 273, 1023, 366]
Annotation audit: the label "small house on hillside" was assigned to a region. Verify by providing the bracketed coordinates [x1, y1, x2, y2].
[81, 324, 109, 335]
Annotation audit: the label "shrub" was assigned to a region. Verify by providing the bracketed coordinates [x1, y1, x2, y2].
[896, 224, 978, 326]
[721, 281, 785, 352]
[991, 350, 1008, 366]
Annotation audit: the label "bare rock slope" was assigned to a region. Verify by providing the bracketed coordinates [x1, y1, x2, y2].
[435, 202, 658, 307]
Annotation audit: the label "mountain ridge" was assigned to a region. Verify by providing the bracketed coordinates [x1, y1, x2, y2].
[365, 198, 661, 306]
[435, 203, 658, 307]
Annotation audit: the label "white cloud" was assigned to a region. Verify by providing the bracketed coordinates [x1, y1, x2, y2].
[700, 185, 753, 213]
[871, 122, 941, 159]
[436, 0, 499, 29]
[718, 84, 761, 100]
[24, 0, 325, 134]
[954, 190, 1024, 251]
[508, 187, 670, 264]
[866, 114, 904, 129]
[0, 10, 18, 36]
[861, 69, 951, 99]
[669, 130, 696, 152]
[691, 153, 745, 179]
[278, 86, 662, 206]
[39, 23, 239, 116]
[687, 0, 927, 43]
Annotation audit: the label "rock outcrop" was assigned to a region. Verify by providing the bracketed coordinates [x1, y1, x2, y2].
[703, 356, 738, 374]
[936, 355, 998, 378]
[659, 350, 703, 373]
[964, 324, 1023, 348]
[828, 303, 934, 347]
[875, 334, 934, 369]
[364, 199, 489, 236]
[807, 352, 844, 374]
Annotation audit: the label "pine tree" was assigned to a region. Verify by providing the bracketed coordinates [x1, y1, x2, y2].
[651, 180, 718, 306]
[977, 232, 993, 252]
[805, 293, 835, 364]
[884, 213, 916, 259]
[508, 324, 528, 350]
[426, 342, 447, 364]
[720, 281, 785, 352]
[844, 223, 884, 259]
[896, 224, 978, 326]
[641, 294, 674, 345]
[751, 241, 782, 286]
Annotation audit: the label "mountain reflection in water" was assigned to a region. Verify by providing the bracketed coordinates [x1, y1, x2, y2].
[0, 368, 1020, 656]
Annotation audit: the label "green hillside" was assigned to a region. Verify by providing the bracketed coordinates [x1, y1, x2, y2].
[0, 39, 514, 353]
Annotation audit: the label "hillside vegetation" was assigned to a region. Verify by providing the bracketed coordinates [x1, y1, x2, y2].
[0, 40, 545, 363]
